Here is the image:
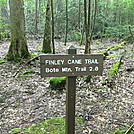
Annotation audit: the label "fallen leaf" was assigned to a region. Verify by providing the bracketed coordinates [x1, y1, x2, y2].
[99, 113, 106, 117]
[113, 124, 119, 127]
[86, 127, 92, 134]
[87, 122, 94, 125]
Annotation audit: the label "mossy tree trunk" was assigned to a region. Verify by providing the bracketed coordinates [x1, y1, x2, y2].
[42, 0, 52, 53]
[6, 0, 30, 62]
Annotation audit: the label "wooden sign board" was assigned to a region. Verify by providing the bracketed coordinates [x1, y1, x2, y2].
[40, 54, 103, 77]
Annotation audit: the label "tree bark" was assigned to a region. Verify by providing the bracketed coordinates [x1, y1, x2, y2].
[6, 0, 30, 62]
[35, 0, 38, 34]
[90, 0, 97, 41]
[42, 0, 52, 53]
[51, 0, 55, 54]
[84, 0, 91, 54]
[78, 0, 81, 30]
[64, 0, 68, 46]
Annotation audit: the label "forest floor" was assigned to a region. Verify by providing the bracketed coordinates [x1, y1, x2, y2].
[0, 39, 134, 134]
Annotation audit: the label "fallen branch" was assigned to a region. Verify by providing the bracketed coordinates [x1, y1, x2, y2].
[126, 67, 134, 72]
[125, 123, 134, 134]
[12, 56, 40, 77]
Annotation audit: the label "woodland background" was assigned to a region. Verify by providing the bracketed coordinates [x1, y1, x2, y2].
[1, 0, 134, 46]
[0, 0, 134, 134]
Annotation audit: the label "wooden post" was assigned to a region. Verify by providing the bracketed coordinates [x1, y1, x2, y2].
[40, 45, 103, 134]
[66, 46, 77, 134]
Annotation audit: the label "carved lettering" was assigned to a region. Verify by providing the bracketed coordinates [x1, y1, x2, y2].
[45, 60, 64, 65]
[75, 67, 86, 71]
[67, 59, 82, 64]
[85, 59, 99, 64]
[46, 68, 59, 73]
[62, 67, 72, 72]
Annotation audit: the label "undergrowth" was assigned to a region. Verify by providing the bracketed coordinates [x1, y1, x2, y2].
[108, 60, 121, 76]
[0, 59, 7, 64]
[9, 117, 134, 134]
[9, 117, 84, 134]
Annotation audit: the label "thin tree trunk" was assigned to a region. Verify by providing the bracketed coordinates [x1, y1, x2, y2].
[84, 0, 91, 54]
[90, 0, 97, 41]
[84, 0, 87, 51]
[65, 0, 68, 46]
[80, 24, 85, 46]
[78, 0, 81, 30]
[51, 0, 55, 54]
[35, 0, 38, 34]
[87, 0, 91, 54]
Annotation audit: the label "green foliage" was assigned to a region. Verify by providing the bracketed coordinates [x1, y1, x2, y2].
[19, 69, 35, 76]
[97, 50, 108, 59]
[98, 45, 124, 59]
[0, 59, 7, 64]
[108, 60, 121, 76]
[23, 69, 35, 75]
[0, 13, 10, 40]
[110, 123, 134, 134]
[49, 77, 66, 90]
[9, 127, 23, 134]
[8, 116, 134, 134]
[1, 0, 134, 42]
[31, 54, 39, 57]
[84, 75, 92, 83]
[0, 27, 10, 40]
[9, 117, 84, 134]
[104, 25, 129, 37]
[108, 46, 124, 51]
[68, 30, 81, 41]
[107, 54, 118, 58]
[31, 54, 39, 60]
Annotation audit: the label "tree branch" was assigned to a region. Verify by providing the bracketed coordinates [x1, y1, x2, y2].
[125, 123, 134, 134]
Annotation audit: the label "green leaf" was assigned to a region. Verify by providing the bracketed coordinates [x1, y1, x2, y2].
[9, 128, 23, 134]
[0, 59, 7, 64]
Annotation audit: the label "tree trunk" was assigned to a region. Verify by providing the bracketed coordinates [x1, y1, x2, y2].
[35, 0, 38, 34]
[84, 0, 91, 54]
[78, 0, 81, 30]
[64, 0, 68, 46]
[6, 0, 30, 62]
[51, 0, 55, 54]
[90, 0, 97, 41]
[42, 0, 52, 53]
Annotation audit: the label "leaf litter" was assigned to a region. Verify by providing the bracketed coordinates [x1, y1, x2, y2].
[0, 39, 133, 134]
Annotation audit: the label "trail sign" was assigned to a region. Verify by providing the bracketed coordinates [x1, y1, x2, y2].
[40, 45, 103, 134]
[40, 55, 103, 77]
